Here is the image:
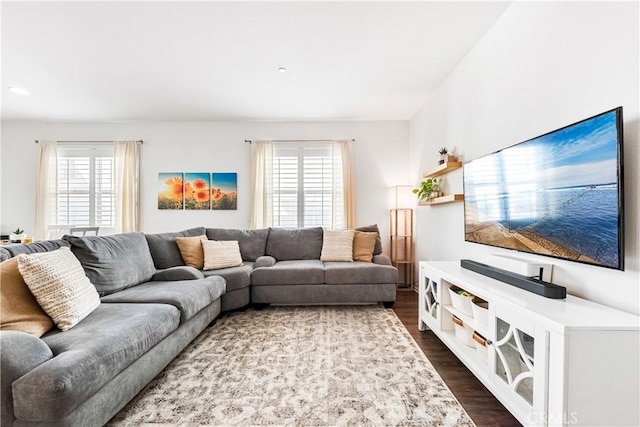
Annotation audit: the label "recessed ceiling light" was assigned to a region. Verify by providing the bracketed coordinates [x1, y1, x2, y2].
[278, 67, 287, 73]
[8, 87, 30, 95]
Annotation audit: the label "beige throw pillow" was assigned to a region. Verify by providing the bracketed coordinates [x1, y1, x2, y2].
[320, 229, 355, 262]
[203, 240, 243, 270]
[17, 247, 101, 332]
[176, 235, 208, 269]
[353, 231, 377, 262]
[0, 257, 54, 337]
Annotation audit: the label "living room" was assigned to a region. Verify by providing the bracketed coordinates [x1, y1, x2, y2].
[1, 1, 639, 426]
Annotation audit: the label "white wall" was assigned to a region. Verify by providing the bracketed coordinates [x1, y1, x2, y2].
[409, 2, 640, 314]
[1, 120, 408, 253]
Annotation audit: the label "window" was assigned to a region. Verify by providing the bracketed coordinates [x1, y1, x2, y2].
[56, 145, 115, 228]
[272, 143, 344, 229]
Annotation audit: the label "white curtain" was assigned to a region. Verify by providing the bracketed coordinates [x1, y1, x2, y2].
[332, 139, 355, 229]
[250, 140, 273, 229]
[34, 141, 58, 240]
[114, 140, 141, 233]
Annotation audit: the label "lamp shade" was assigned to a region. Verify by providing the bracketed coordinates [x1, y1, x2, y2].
[389, 185, 414, 209]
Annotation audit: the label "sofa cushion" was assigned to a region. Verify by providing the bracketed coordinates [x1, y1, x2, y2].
[17, 247, 101, 332]
[202, 262, 253, 293]
[353, 231, 377, 262]
[320, 229, 354, 262]
[203, 240, 243, 270]
[355, 224, 383, 255]
[2, 239, 70, 259]
[144, 227, 206, 269]
[324, 261, 398, 284]
[206, 228, 269, 262]
[100, 276, 226, 323]
[175, 235, 207, 269]
[64, 233, 156, 296]
[12, 303, 180, 422]
[266, 227, 323, 261]
[0, 257, 54, 337]
[252, 260, 325, 285]
[0, 247, 10, 262]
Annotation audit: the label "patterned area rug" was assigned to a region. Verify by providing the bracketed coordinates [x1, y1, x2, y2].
[108, 305, 474, 426]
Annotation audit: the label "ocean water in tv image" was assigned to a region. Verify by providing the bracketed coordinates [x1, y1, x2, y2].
[496, 185, 619, 268]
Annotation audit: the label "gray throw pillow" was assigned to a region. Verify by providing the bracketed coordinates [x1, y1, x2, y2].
[355, 224, 383, 255]
[205, 228, 269, 262]
[144, 227, 206, 269]
[266, 227, 323, 260]
[64, 233, 156, 296]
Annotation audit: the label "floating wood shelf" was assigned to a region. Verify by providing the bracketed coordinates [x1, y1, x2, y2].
[418, 194, 464, 206]
[423, 161, 462, 178]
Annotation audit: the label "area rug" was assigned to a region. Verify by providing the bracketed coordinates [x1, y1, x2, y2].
[108, 305, 474, 426]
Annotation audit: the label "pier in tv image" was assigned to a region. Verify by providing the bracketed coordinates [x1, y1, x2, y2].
[463, 108, 624, 270]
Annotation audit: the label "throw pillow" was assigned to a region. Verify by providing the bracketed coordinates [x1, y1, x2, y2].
[320, 229, 355, 262]
[352, 231, 377, 262]
[203, 240, 243, 270]
[17, 247, 100, 332]
[176, 235, 208, 269]
[0, 258, 54, 337]
[355, 224, 383, 255]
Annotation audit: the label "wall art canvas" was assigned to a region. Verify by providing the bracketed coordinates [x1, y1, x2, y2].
[211, 173, 238, 210]
[158, 172, 184, 210]
[184, 172, 211, 210]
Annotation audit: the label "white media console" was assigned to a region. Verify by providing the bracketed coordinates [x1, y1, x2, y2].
[418, 261, 640, 427]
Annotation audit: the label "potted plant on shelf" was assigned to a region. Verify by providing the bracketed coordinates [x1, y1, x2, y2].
[413, 178, 441, 202]
[439, 147, 457, 165]
[9, 228, 26, 243]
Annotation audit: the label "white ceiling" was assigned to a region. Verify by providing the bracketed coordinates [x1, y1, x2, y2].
[1, 1, 510, 122]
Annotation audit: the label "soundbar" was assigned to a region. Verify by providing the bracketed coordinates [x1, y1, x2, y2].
[461, 259, 566, 299]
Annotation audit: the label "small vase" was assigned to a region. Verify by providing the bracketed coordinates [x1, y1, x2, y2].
[9, 233, 26, 243]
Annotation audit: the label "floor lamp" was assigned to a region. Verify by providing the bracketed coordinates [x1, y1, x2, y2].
[389, 185, 414, 289]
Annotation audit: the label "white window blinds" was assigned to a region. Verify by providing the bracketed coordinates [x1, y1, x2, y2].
[57, 146, 115, 227]
[272, 143, 344, 229]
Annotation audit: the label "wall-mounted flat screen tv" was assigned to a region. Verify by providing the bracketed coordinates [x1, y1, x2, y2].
[463, 107, 624, 270]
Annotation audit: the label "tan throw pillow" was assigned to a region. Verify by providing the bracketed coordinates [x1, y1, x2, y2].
[203, 240, 243, 270]
[0, 258, 54, 337]
[353, 231, 377, 262]
[17, 247, 101, 332]
[320, 229, 355, 262]
[176, 235, 208, 269]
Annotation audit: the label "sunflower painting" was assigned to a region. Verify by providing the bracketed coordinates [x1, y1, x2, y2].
[158, 173, 184, 209]
[211, 173, 238, 210]
[184, 173, 210, 210]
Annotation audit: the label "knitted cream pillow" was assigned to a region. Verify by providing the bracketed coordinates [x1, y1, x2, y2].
[320, 229, 355, 262]
[176, 235, 208, 269]
[203, 240, 243, 270]
[17, 247, 100, 332]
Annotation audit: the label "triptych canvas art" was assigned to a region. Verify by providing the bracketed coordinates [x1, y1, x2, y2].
[158, 172, 237, 210]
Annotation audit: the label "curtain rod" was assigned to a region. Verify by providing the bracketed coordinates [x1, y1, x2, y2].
[34, 139, 143, 144]
[244, 138, 355, 144]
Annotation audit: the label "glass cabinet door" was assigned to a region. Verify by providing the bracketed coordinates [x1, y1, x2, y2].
[418, 267, 441, 331]
[491, 307, 548, 424]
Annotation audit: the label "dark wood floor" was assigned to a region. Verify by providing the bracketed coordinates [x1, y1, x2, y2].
[393, 289, 521, 427]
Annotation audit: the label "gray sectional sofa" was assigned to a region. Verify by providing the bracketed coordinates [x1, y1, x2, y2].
[0, 226, 397, 427]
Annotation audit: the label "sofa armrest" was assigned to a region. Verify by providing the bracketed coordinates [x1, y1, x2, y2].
[1, 331, 53, 424]
[254, 256, 276, 269]
[372, 254, 393, 266]
[151, 266, 205, 281]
